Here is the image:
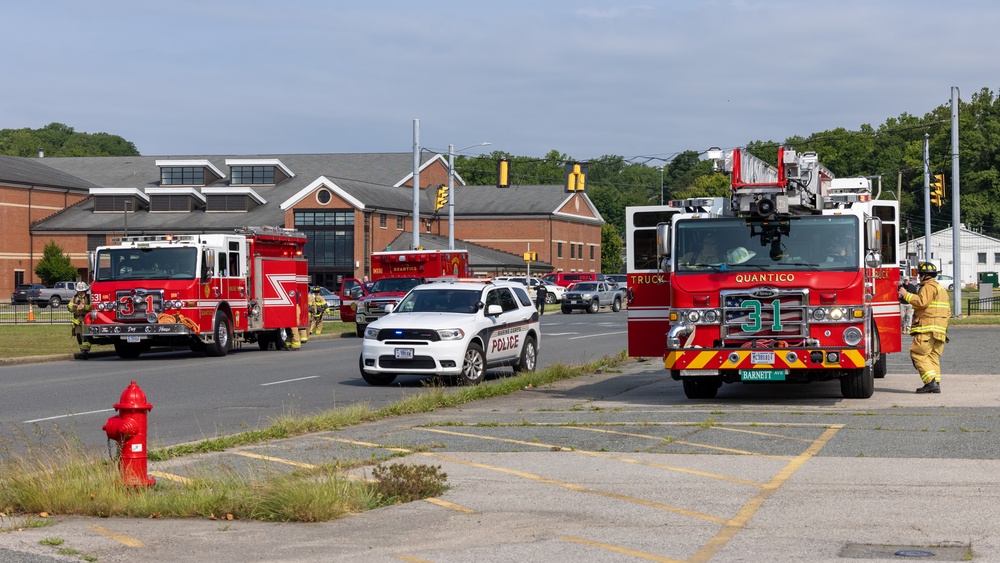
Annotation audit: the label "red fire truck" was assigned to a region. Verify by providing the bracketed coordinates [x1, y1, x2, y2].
[86, 226, 309, 359]
[339, 249, 470, 337]
[625, 147, 901, 399]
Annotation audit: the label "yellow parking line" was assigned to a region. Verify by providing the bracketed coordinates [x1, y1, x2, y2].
[560, 535, 684, 563]
[88, 524, 144, 548]
[415, 427, 763, 488]
[688, 424, 844, 563]
[711, 425, 817, 443]
[148, 470, 191, 484]
[417, 451, 727, 525]
[233, 451, 317, 468]
[571, 426, 795, 461]
[422, 497, 475, 514]
[395, 555, 436, 563]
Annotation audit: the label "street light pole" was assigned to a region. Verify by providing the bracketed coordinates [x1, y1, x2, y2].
[448, 141, 491, 250]
[659, 166, 665, 205]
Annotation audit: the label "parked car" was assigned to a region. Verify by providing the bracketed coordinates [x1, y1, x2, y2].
[541, 272, 598, 288]
[561, 281, 622, 314]
[359, 280, 540, 386]
[37, 281, 79, 308]
[602, 274, 628, 297]
[11, 284, 45, 305]
[936, 274, 955, 291]
[317, 286, 340, 308]
[495, 276, 564, 303]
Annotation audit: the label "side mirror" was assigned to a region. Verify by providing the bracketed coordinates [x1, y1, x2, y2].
[486, 304, 503, 316]
[384, 303, 395, 314]
[656, 223, 671, 272]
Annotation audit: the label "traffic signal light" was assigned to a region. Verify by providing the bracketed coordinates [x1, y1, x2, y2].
[497, 158, 510, 188]
[434, 184, 449, 211]
[565, 162, 588, 192]
[523, 251, 537, 262]
[930, 174, 944, 208]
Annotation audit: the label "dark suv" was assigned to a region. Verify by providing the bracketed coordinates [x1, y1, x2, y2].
[11, 284, 45, 304]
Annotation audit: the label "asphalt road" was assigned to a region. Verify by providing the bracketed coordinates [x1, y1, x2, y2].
[0, 311, 629, 451]
[1, 324, 998, 562]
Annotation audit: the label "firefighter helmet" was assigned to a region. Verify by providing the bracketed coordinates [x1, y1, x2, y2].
[917, 262, 938, 277]
[75, 282, 89, 292]
[726, 247, 756, 265]
[312, 286, 322, 293]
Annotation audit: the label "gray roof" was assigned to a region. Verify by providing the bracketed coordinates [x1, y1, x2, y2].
[28, 153, 603, 234]
[384, 233, 553, 273]
[0, 155, 103, 192]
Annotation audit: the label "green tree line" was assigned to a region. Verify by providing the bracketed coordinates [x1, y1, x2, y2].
[0, 122, 139, 157]
[456, 86, 1000, 245]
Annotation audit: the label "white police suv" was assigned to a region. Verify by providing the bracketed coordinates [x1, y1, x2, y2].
[359, 280, 541, 386]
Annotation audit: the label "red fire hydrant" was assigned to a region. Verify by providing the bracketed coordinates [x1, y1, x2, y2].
[103, 381, 156, 487]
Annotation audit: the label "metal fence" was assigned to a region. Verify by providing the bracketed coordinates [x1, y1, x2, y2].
[966, 296, 1000, 316]
[0, 302, 72, 324]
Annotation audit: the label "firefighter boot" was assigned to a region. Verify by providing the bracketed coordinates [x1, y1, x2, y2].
[916, 381, 941, 394]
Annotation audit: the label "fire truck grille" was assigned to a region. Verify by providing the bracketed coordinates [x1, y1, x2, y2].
[114, 289, 164, 321]
[721, 289, 808, 341]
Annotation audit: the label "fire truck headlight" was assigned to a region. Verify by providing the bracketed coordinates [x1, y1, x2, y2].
[828, 308, 845, 321]
[685, 310, 701, 323]
[145, 313, 157, 323]
[811, 308, 827, 321]
[843, 327, 863, 346]
[702, 310, 720, 323]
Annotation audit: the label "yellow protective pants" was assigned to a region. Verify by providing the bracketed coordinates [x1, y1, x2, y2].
[909, 332, 945, 384]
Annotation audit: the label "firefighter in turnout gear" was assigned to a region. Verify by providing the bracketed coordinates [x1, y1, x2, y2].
[68, 282, 93, 359]
[898, 262, 950, 393]
[309, 287, 328, 335]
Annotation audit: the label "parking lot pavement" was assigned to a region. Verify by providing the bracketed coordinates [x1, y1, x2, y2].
[3, 360, 1000, 562]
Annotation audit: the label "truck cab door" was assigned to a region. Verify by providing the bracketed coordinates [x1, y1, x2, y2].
[339, 278, 368, 323]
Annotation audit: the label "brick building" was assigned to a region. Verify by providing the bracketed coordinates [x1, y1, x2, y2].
[2, 153, 603, 295]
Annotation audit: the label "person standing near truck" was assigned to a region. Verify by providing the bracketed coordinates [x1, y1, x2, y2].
[67, 282, 92, 359]
[535, 282, 547, 315]
[309, 286, 328, 335]
[898, 262, 950, 394]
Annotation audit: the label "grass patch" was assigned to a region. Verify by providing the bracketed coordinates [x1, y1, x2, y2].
[0, 325, 112, 359]
[0, 352, 626, 523]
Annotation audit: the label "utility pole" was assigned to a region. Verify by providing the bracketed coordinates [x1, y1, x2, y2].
[923, 134, 931, 264]
[951, 86, 962, 316]
[412, 119, 420, 250]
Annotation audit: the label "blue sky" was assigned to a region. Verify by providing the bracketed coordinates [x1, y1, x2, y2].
[4, 1, 996, 164]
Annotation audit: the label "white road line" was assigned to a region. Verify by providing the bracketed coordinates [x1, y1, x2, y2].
[260, 375, 321, 386]
[545, 332, 579, 336]
[569, 330, 628, 340]
[23, 408, 116, 424]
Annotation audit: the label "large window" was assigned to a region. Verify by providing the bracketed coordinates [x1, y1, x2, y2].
[231, 166, 275, 185]
[161, 167, 205, 185]
[295, 211, 355, 268]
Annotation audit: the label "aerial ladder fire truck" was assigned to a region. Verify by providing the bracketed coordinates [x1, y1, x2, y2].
[625, 147, 901, 399]
[86, 226, 309, 359]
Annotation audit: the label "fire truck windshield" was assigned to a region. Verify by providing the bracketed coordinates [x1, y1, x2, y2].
[675, 215, 859, 272]
[94, 247, 198, 281]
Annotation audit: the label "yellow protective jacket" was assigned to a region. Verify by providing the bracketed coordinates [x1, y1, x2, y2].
[308, 295, 327, 316]
[904, 278, 950, 337]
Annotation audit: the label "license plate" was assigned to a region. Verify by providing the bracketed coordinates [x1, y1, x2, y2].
[750, 351, 775, 364]
[394, 348, 414, 360]
[740, 369, 787, 381]
[126, 336, 141, 343]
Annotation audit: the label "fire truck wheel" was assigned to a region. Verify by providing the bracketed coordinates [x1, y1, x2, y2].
[873, 353, 887, 379]
[459, 342, 486, 385]
[682, 378, 720, 399]
[257, 332, 271, 351]
[205, 311, 231, 357]
[359, 355, 396, 385]
[611, 298, 621, 313]
[586, 300, 599, 314]
[512, 336, 537, 373]
[840, 366, 874, 399]
[113, 340, 143, 360]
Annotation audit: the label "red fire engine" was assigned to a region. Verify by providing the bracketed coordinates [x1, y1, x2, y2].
[339, 249, 470, 337]
[86, 226, 309, 359]
[626, 147, 901, 399]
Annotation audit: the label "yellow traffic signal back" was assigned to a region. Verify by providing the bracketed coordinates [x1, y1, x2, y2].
[497, 159, 510, 188]
[434, 184, 449, 211]
[930, 174, 945, 208]
[523, 251, 537, 262]
[565, 162, 588, 192]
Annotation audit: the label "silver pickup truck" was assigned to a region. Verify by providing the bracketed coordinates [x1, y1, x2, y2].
[560, 281, 622, 314]
[36, 281, 79, 308]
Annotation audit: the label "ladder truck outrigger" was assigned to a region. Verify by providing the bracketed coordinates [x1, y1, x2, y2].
[628, 147, 901, 399]
[86, 226, 310, 359]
